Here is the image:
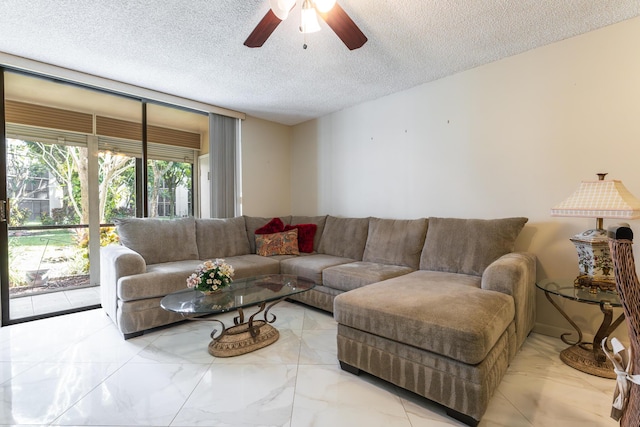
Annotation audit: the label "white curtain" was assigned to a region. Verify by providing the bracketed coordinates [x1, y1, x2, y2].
[209, 113, 238, 218]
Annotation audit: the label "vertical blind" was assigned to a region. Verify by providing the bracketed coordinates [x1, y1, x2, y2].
[209, 112, 238, 218]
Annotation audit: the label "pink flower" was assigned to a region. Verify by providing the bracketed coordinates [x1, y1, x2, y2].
[186, 259, 235, 293]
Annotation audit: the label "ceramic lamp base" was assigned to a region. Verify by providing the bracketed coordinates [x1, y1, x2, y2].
[570, 228, 616, 292]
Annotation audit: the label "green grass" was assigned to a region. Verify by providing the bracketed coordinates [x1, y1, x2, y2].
[9, 229, 76, 247]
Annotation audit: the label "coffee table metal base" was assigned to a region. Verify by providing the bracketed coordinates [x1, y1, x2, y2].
[162, 275, 315, 358]
[184, 297, 285, 357]
[560, 343, 615, 379]
[208, 320, 279, 357]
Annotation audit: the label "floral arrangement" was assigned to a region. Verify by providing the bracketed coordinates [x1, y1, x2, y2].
[186, 259, 234, 294]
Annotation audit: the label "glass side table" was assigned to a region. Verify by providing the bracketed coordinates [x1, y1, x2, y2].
[537, 279, 625, 379]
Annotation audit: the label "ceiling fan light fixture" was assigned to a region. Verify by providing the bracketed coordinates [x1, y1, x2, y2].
[244, 0, 367, 50]
[270, 0, 291, 20]
[300, 0, 321, 33]
[313, 0, 336, 13]
[278, 0, 297, 10]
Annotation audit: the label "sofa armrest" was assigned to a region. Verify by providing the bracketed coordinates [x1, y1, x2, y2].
[100, 244, 146, 321]
[481, 252, 536, 351]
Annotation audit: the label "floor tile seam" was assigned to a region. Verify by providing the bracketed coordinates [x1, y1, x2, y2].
[284, 316, 305, 421]
[61, 291, 74, 305]
[289, 359, 302, 426]
[4, 333, 95, 364]
[300, 309, 337, 331]
[0, 360, 39, 386]
[396, 392, 427, 427]
[501, 365, 611, 391]
[48, 330, 137, 364]
[497, 365, 616, 424]
[49, 361, 210, 426]
[24, 295, 35, 317]
[165, 361, 213, 427]
[581, 380, 617, 398]
[491, 388, 534, 427]
[571, 375, 617, 397]
[295, 362, 341, 368]
[47, 360, 131, 426]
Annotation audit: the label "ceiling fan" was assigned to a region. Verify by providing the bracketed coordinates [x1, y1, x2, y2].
[244, 0, 367, 50]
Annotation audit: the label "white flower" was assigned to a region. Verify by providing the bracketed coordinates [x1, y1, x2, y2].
[186, 259, 234, 292]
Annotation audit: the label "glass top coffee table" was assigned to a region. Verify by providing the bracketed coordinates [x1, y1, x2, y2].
[161, 274, 315, 357]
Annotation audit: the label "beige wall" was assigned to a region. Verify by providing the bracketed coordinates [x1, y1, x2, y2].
[290, 17, 640, 341]
[241, 115, 292, 216]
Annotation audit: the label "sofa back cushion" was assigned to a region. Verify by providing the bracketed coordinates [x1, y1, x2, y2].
[363, 218, 428, 269]
[115, 217, 199, 265]
[318, 216, 370, 260]
[196, 217, 251, 259]
[244, 216, 292, 253]
[420, 217, 528, 276]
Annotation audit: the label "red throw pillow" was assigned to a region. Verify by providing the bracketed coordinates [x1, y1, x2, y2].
[255, 217, 285, 235]
[284, 223, 317, 253]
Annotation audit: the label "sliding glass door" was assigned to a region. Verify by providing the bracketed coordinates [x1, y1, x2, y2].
[6, 136, 93, 318]
[1, 71, 142, 323]
[1, 69, 206, 325]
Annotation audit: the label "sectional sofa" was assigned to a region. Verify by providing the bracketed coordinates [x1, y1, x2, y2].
[100, 214, 536, 426]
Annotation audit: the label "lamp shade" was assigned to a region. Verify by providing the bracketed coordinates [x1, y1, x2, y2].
[300, 0, 321, 33]
[314, 0, 336, 13]
[270, 0, 296, 20]
[551, 179, 640, 219]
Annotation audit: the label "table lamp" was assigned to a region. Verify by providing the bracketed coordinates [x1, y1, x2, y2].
[551, 173, 640, 292]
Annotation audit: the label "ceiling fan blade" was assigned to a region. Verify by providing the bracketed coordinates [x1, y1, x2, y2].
[244, 9, 282, 48]
[318, 3, 367, 50]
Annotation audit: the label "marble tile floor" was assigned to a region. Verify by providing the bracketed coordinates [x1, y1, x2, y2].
[9, 286, 101, 319]
[0, 301, 621, 426]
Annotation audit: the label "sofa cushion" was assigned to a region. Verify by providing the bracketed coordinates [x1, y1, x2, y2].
[195, 217, 250, 259]
[256, 229, 300, 256]
[333, 270, 514, 365]
[363, 218, 428, 269]
[317, 216, 370, 260]
[420, 217, 527, 276]
[280, 254, 354, 284]
[284, 223, 317, 253]
[118, 255, 282, 301]
[290, 215, 327, 252]
[114, 217, 199, 265]
[118, 260, 203, 301]
[323, 261, 414, 292]
[220, 254, 281, 280]
[244, 216, 292, 253]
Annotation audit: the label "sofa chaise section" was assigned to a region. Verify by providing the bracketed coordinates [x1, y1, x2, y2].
[333, 217, 535, 426]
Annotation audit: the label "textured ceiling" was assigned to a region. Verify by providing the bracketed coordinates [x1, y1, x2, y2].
[0, 1, 639, 126]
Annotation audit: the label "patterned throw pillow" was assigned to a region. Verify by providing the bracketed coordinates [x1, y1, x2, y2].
[255, 229, 300, 256]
